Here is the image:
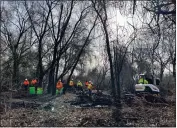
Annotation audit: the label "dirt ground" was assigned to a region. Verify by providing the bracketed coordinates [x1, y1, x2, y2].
[0, 93, 176, 127]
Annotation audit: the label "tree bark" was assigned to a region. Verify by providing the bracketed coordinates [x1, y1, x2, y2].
[37, 38, 44, 88]
[12, 52, 20, 89]
[47, 69, 54, 94]
[172, 56, 176, 78]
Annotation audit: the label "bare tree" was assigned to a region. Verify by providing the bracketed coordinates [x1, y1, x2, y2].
[154, 34, 171, 81]
[91, 0, 116, 99]
[113, 25, 137, 100]
[1, 3, 32, 88]
[24, 1, 53, 88]
[94, 52, 109, 90]
[45, 1, 98, 95]
[45, 0, 74, 95]
[66, 14, 98, 86]
[142, 0, 176, 80]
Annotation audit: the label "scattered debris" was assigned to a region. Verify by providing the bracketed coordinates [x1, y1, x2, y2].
[0, 92, 175, 127]
[70, 91, 113, 107]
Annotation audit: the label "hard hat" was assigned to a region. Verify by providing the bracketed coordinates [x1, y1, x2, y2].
[59, 79, 61, 81]
[25, 79, 27, 80]
[71, 79, 73, 80]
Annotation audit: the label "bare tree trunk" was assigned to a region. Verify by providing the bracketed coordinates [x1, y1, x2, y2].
[114, 48, 121, 103]
[12, 53, 19, 89]
[55, 59, 60, 82]
[172, 56, 176, 78]
[47, 69, 54, 94]
[37, 39, 44, 88]
[47, 46, 57, 95]
[159, 63, 164, 82]
[52, 68, 56, 96]
[105, 28, 116, 98]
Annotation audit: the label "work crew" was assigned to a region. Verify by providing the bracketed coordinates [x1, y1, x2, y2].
[77, 80, 83, 92]
[56, 80, 63, 95]
[138, 77, 148, 84]
[31, 78, 38, 93]
[23, 79, 29, 91]
[87, 81, 93, 97]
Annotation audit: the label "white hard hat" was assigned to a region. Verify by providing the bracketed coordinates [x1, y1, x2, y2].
[25, 79, 27, 80]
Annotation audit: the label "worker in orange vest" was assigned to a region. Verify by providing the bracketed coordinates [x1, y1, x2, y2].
[85, 80, 89, 88]
[23, 79, 29, 92]
[56, 80, 63, 95]
[85, 80, 89, 91]
[31, 78, 38, 93]
[31, 79, 37, 86]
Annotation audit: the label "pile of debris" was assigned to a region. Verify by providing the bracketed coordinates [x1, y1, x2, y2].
[69, 90, 170, 108]
[123, 93, 170, 107]
[69, 90, 113, 107]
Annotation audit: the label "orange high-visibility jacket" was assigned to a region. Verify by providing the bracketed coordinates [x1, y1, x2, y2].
[56, 81, 63, 89]
[69, 80, 74, 86]
[23, 80, 29, 86]
[85, 81, 89, 87]
[31, 79, 37, 85]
